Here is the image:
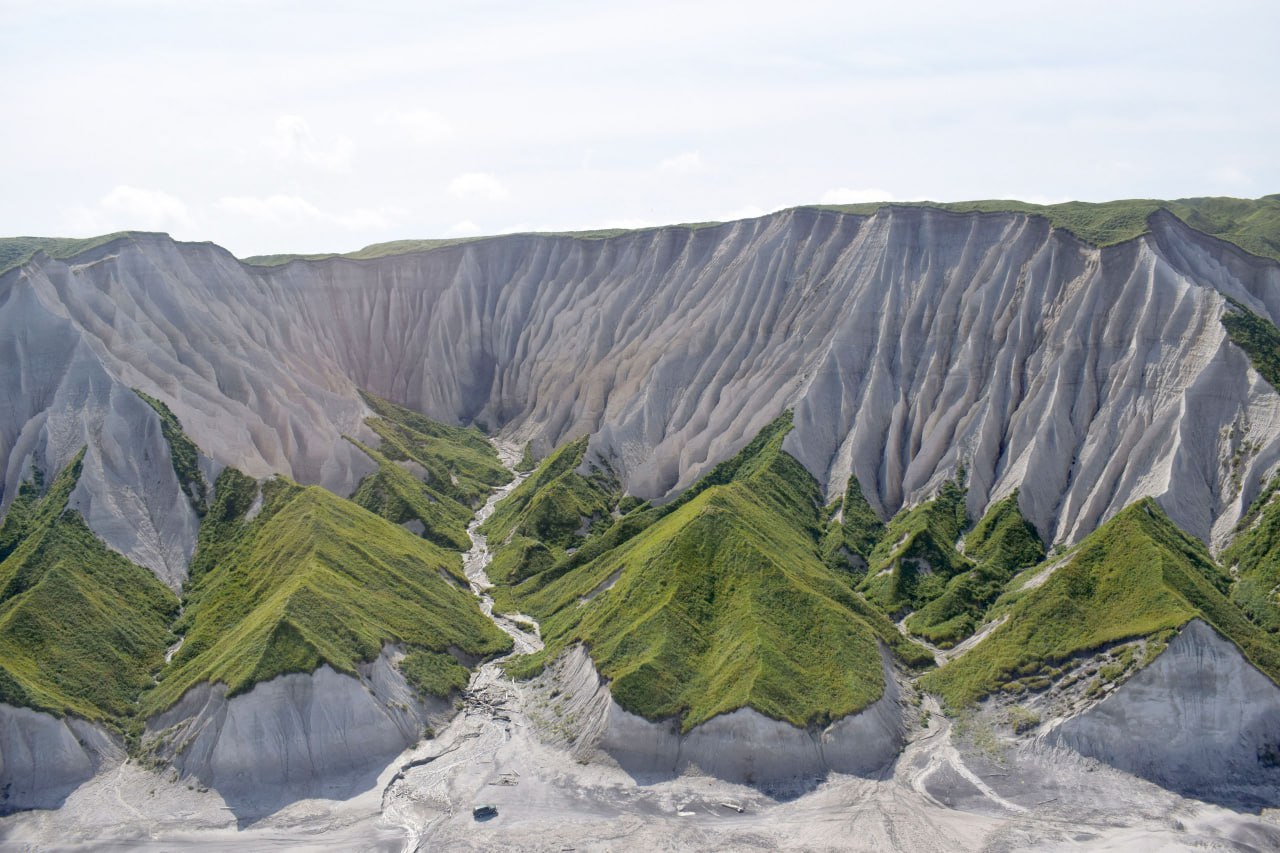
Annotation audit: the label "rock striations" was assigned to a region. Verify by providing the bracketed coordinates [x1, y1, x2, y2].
[5, 207, 1280, 571]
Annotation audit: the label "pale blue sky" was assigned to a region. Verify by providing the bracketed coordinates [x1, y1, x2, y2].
[3, 0, 1276, 256]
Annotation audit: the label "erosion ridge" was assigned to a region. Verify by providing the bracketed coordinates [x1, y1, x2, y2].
[6, 202, 1280, 572]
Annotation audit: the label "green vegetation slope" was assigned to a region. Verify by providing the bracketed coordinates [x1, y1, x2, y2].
[817, 195, 1280, 261]
[479, 436, 623, 585]
[498, 414, 931, 731]
[144, 472, 512, 714]
[348, 391, 510, 552]
[0, 452, 179, 723]
[1222, 477, 1280, 634]
[922, 499, 1280, 708]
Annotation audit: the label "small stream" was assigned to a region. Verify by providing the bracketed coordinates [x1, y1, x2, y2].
[460, 445, 543, 658]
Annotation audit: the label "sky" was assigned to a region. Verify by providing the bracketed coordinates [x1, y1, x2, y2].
[2, 0, 1277, 258]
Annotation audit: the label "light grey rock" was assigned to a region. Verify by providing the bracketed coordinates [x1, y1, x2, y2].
[5, 207, 1280, 565]
[1048, 619, 1280, 802]
[0, 269, 199, 588]
[540, 644, 904, 786]
[144, 646, 450, 818]
[0, 705, 119, 814]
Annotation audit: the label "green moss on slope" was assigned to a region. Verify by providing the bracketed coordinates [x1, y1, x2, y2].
[349, 391, 510, 552]
[921, 499, 1280, 708]
[502, 415, 931, 731]
[143, 475, 511, 714]
[0, 451, 179, 722]
[479, 436, 620, 584]
[1222, 477, 1280, 634]
[859, 477, 971, 616]
[904, 492, 1045, 648]
[0, 233, 137, 275]
[820, 475, 885, 577]
[400, 650, 471, 699]
[1221, 300, 1280, 392]
[134, 389, 208, 514]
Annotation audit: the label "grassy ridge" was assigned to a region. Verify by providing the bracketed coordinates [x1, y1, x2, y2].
[1222, 477, 1280, 634]
[858, 477, 971, 616]
[479, 437, 620, 585]
[0, 233, 138, 275]
[904, 492, 1045, 647]
[922, 499, 1280, 708]
[236, 195, 1280, 269]
[820, 475, 885, 577]
[1221, 299, 1280, 392]
[817, 195, 1280, 261]
[144, 475, 511, 714]
[0, 451, 179, 722]
[501, 415, 931, 730]
[349, 391, 510, 553]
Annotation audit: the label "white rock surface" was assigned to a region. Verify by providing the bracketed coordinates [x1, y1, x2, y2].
[1049, 619, 1280, 799]
[0, 704, 119, 813]
[144, 646, 450, 817]
[541, 644, 905, 785]
[5, 209, 1280, 556]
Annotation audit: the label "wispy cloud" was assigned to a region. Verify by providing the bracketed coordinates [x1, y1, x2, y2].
[659, 151, 704, 174]
[65, 185, 194, 234]
[380, 109, 456, 145]
[819, 188, 895, 205]
[264, 115, 355, 172]
[216, 194, 393, 230]
[448, 172, 510, 202]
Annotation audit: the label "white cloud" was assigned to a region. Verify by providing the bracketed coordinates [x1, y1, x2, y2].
[448, 172, 510, 202]
[447, 219, 482, 236]
[216, 194, 392, 231]
[264, 115, 355, 172]
[819, 187, 895, 205]
[65, 185, 193, 234]
[658, 151, 704, 174]
[1211, 165, 1250, 186]
[381, 109, 455, 144]
[717, 205, 770, 221]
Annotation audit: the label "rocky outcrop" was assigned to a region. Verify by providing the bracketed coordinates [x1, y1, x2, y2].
[538, 645, 905, 786]
[0, 705, 119, 814]
[144, 646, 451, 818]
[4, 208, 1280, 553]
[1048, 619, 1280, 804]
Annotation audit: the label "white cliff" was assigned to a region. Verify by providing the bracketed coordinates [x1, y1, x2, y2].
[1048, 619, 1280, 800]
[4, 207, 1279, 557]
[0, 705, 119, 814]
[538, 644, 906, 786]
[143, 646, 450, 817]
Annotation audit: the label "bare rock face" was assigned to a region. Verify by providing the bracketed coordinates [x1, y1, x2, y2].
[0, 276, 200, 589]
[144, 647, 449, 818]
[4, 207, 1280, 559]
[538, 645, 905, 786]
[0, 705, 119, 814]
[1048, 619, 1280, 804]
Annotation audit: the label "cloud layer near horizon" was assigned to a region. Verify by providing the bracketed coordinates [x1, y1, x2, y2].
[3, 0, 1276, 257]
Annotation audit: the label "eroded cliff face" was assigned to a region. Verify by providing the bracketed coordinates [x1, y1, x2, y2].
[0, 705, 119, 814]
[1048, 619, 1280, 802]
[535, 645, 906, 786]
[4, 207, 1280, 572]
[143, 646, 449, 818]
